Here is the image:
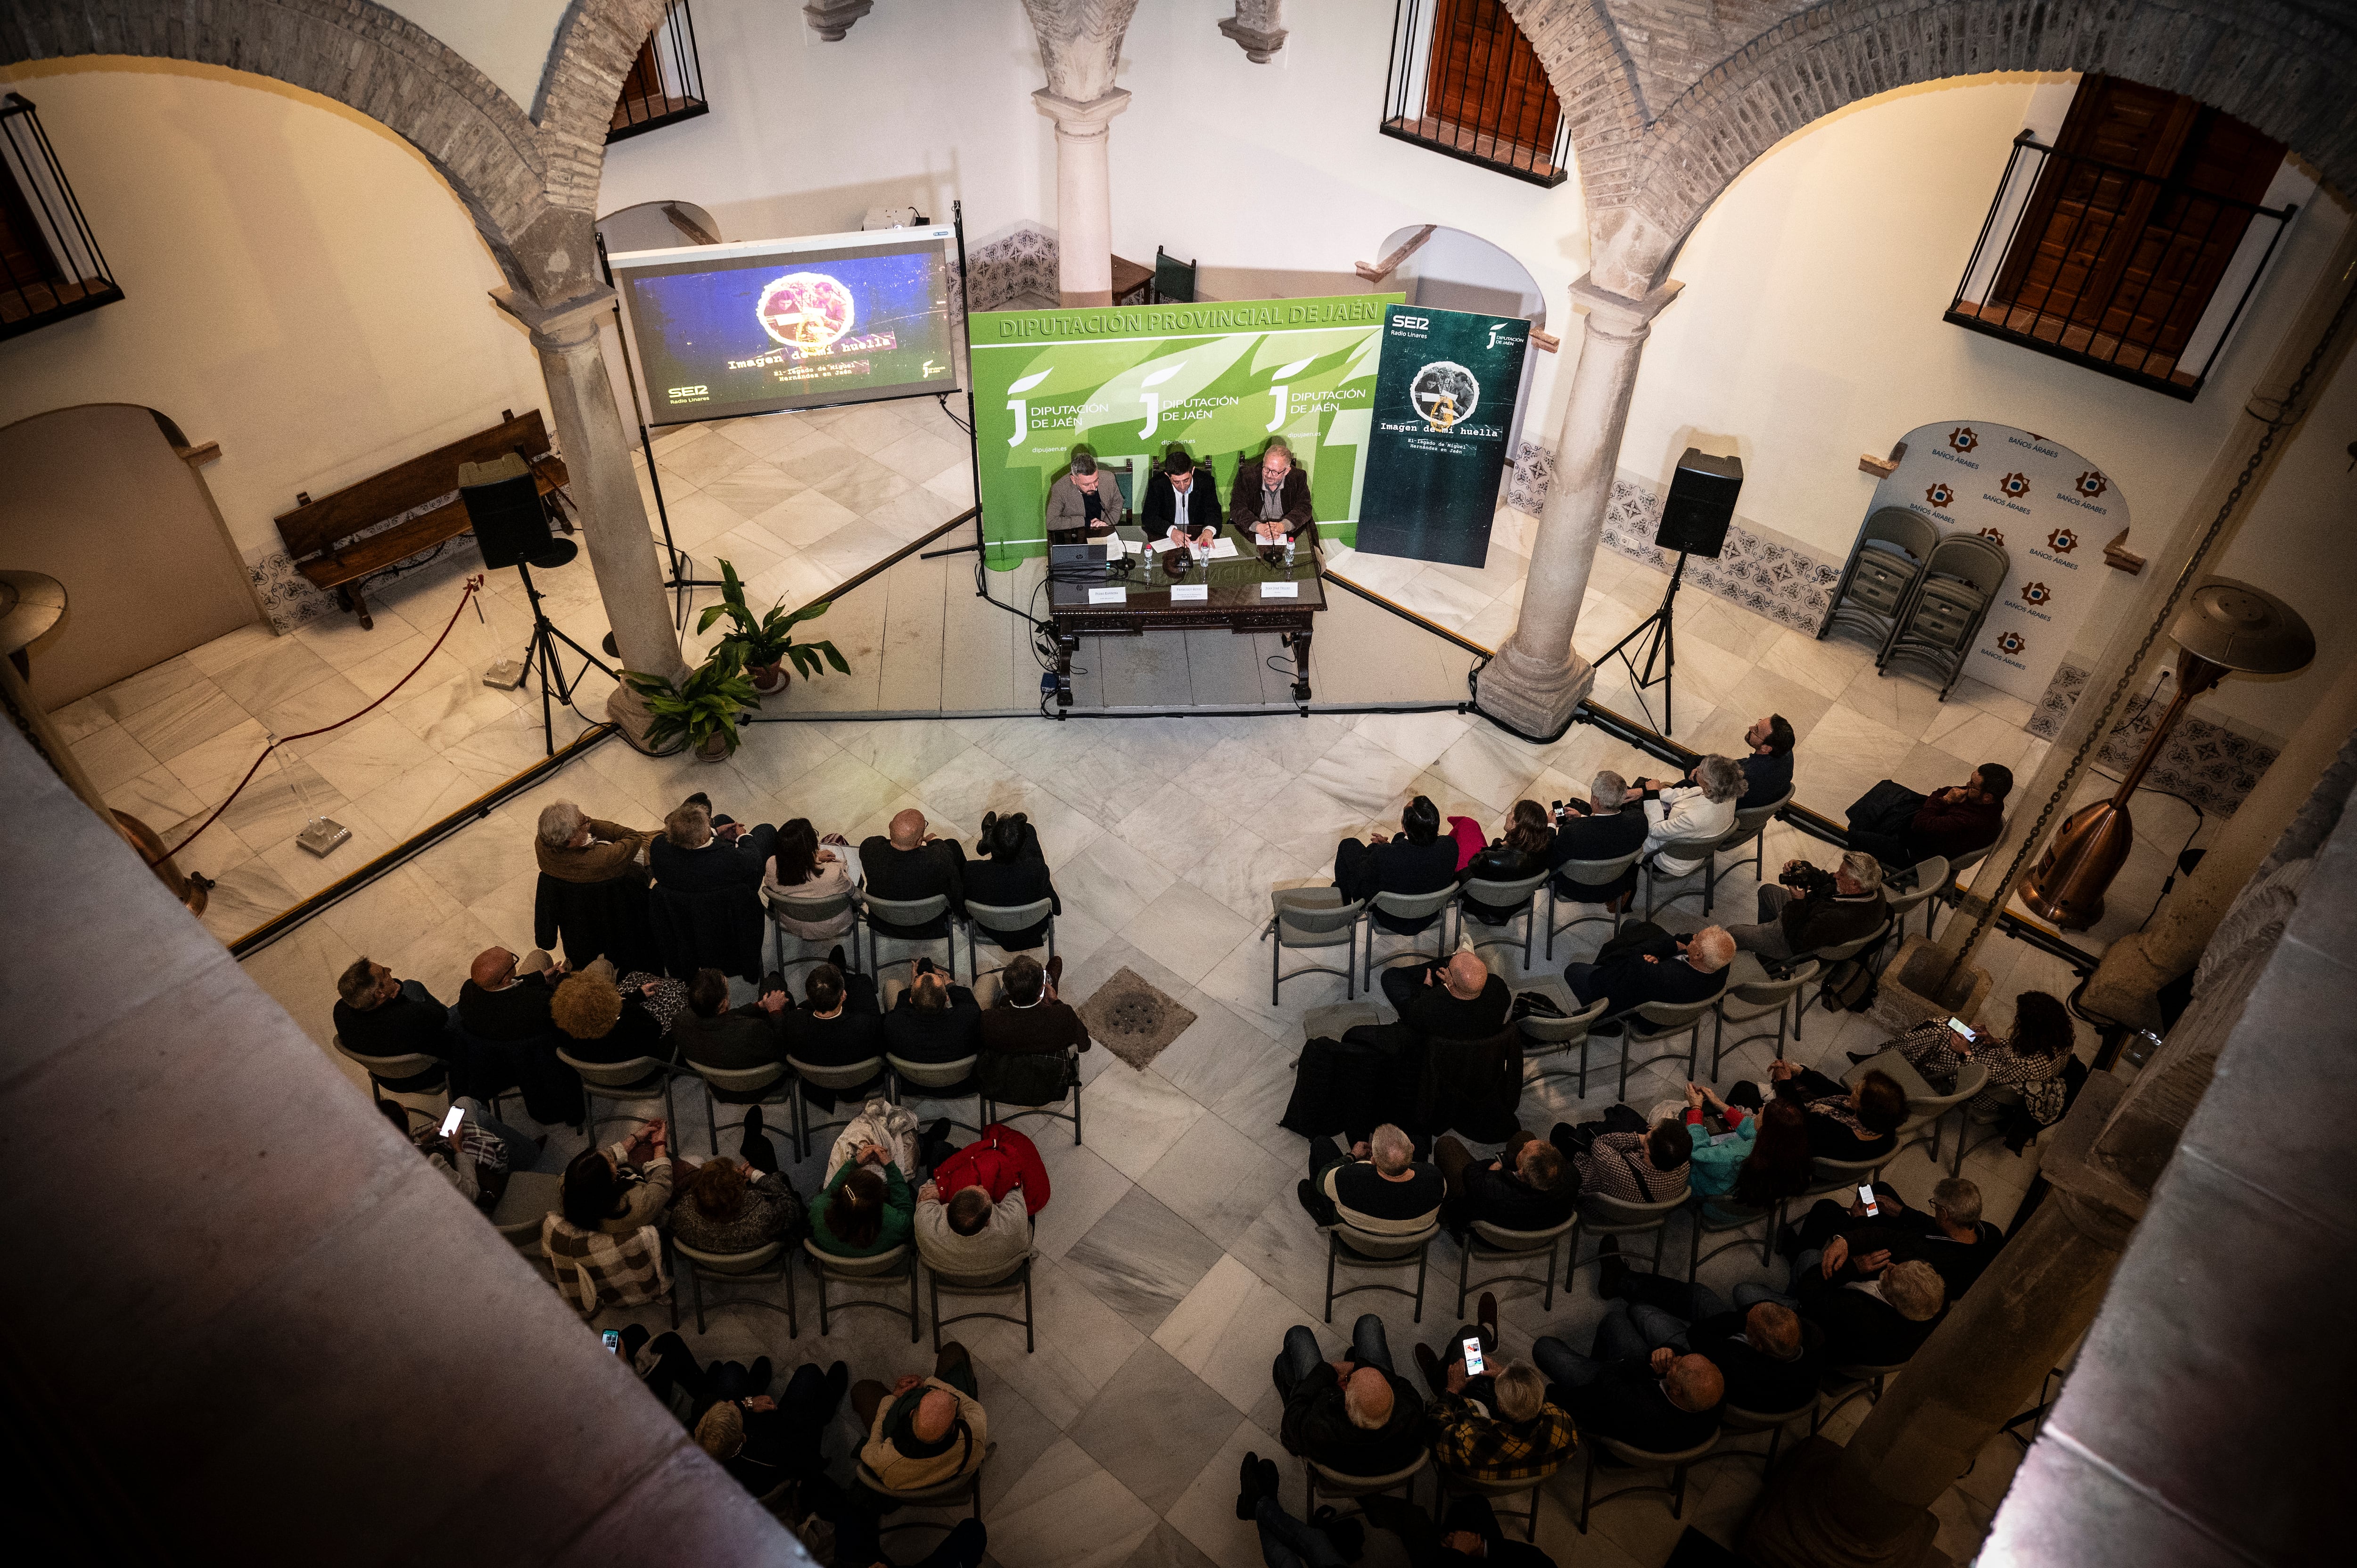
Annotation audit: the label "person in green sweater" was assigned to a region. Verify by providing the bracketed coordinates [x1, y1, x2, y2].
[808, 1141, 914, 1257]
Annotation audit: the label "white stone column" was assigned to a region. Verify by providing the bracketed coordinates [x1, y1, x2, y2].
[1033, 88, 1129, 307]
[489, 285, 687, 750]
[1476, 274, 1682, 738]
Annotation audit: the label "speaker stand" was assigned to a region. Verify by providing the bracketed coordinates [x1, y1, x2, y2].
[1599, 549, 1691, 735]
[508, 558, 617, 756]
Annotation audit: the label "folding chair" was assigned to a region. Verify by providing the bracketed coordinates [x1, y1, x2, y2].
[1543, 850, 1645, 959]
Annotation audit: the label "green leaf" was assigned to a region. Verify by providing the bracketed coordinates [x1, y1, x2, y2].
[782, 600, 833, 627]
[815, 640, 850, 674]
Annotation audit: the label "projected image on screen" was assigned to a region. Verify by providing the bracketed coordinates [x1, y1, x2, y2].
[611, 228, 960, 424]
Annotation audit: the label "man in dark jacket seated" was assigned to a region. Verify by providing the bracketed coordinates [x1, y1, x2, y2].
[1298, 1123, 1444, 1232]
[960, 813, 1059, 950]
[1729, 849, 1889, 962]
[883, 963, 983, 1066]
[977, 954, 1089, 1107]
[1738, 1256, 1946, 1369]
[1784, 1175, 2003, 1303]
[1563, 923, 1733, 1026]
[648, 794, 775, 895]
[1735, 714, 1797, 809]
[457, 944, 565, 1040]
[1547, 771, 1649, 909]
[672, 967, 782, 1072]
[1270, 1313, 1425, 1478]
[1531, 1318, 1723, 1454]
[859, 808, 965, 938]
[1335, 795, 1459, 936]
[1592, 1256, 1817, 1414]
[779, 957, 883, 1068]
[1141, 444, 1221, 550]
[334, 957, 461, 1064]
[1382, 950, 1510, 1035]
[1845, 764, 2012, 872]
[1230, 438, 1316, 547]
[1432, 1128, 1574, 1233]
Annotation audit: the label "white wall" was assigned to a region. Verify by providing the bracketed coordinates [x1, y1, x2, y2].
[0, 63, 552, 563]
[1617, 73, 2353, 745]
[378, 0, 570, 112]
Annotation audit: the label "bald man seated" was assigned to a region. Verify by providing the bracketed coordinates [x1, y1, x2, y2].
[1381, 950, 1512, 1040]
[455, 944, 566, 1041]
[852, 1342, 990, 1493]
[858, 808, 966, 938]
[1530, 1323, 1724, 1454]
[1272, 1312, 1426, 1477]
[1564, 922, 1735, 1029]
[1591, 1267, 1818, 1414]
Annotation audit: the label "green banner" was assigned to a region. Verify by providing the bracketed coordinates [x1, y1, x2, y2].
[1356, 304, 1530, 568]
[969, 294, 1400, 568]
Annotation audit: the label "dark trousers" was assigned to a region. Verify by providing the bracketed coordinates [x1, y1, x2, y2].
[1614, 1273, 1732, 1352]
[834, 1514, 987, 1568]
[1846, 780, 1924, 868]
[1433, 1131, 1537, 1212]
[1272, 1315, 1394, 1403]
[1255, 1495, 1349, 1568]
[1434, 1321, 1499, 1409]
[1379, 959, 1444, 1016]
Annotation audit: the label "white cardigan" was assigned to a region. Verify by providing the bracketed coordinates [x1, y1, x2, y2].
[1643, 785, 1737, 875]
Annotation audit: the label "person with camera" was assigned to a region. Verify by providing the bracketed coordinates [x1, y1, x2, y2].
[1728, 848, 1889, 962]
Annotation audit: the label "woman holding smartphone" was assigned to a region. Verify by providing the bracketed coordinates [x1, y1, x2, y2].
[1870, 990, 2076, 1126]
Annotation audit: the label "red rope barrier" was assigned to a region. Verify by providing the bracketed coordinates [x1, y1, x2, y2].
[148, 575, 488, 868]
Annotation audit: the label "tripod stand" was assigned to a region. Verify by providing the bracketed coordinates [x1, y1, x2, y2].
[506, 555, 616, 756]
[1599, 549, 1692, 734]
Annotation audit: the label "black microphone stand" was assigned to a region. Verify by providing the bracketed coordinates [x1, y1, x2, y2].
[1599, 549, 1690, 734]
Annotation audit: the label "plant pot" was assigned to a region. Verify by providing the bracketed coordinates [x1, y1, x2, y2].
[693, 731, 733, 763]
[749, 661, 791, 697]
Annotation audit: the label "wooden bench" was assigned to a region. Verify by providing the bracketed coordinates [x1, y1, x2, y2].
[274, 409, 570, 629]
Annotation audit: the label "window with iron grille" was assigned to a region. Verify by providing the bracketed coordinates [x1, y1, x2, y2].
[0, 93, 123, 340]
[1380, 0, 1569, 188]
[609, 1, 709, 144]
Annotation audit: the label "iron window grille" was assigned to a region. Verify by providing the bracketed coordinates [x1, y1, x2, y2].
[1380, 0, 1570, 189]
[609, 2, 709, 144]
[0, 93, 123, 341]
[1946, 130, 2299, 402]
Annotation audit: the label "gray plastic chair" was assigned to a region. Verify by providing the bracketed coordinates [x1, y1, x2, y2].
[855, 1445, 993, 1533]
[1882, 855, 1950, 947]
[684, 1057, 801, 1162]
[1643, 833, 1728, 920]
[762, 883, 863, 979]
[1266, 888, 1365, 1003]
[1306, 1452, 1429, 1520]
[1800, 919, 1892, 1018]
[1544, 849, 1645, 958]
[334, 1033, 484, 1119]
[1928, 846, 1992, 939]
[1712, 789, 1793, 897]
[1710, 958, 1818, 1080]
[1686, 1193, 1786, 1277]
[1566, 1184, 1691, 1288]
[1616, 985, 1728, 1100]
[1577, 1428, 1720, 1534]
[864, 892, 955, 981]
[1895, 1058, 1990, 1167]
[1434, 1462, 1567, 1542]
[490, 1170, 564, 1281]
[1456, 1213, 1577, 1316]
[785, 1053, 888, 1152]
[676, 1237, 798, 1337]
[927, 1253, 1035, 1355]
[1363, 887, 1460, 987]
[981, 1046, 1082, 1145]
[1800, 1149, 1899, 1203]
[1821, 506, 1937, 651]
[963, 896, 1055, 983]
[1322, 1218, 1442, 1323]
[888, 1051, 982, 1139]
[805, 1238, 919, 1340]
[555, 1047, 676, 1140]
[1882, 533, 2009, 697]
[1457, 868, 1552, 970]
[1519, 988, 1613, 1097]
[1702, 1393, 1820, 1474]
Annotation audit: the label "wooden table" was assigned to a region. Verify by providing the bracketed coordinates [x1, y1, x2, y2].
[1045, 524, 1327, 705]
[1111, 254, 1154, 306]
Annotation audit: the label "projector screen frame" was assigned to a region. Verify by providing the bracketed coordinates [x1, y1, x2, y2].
[607, 222, 964, 428]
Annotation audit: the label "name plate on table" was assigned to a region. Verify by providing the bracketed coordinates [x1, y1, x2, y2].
[1087, 586, 1128, 605]
[1170, 583, 1209, 601]
[1260, 581, 1300, 599]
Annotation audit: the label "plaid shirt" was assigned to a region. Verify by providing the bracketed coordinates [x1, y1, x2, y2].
[1425, 1391, 1577, 1483]
[542, 1215, 668, 1315]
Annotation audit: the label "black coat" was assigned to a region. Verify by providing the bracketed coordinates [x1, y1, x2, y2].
[858, 838, 964, 936]
[1548, 804, 1648, 901]
[1738, 751, 1794, 811]
[1684, 1311, 1818, 1413]
[674, 1007, 780, 1072]
[1340, 837, 1461, 934]
[1280, 1362, 1426, 1475]
[883, 990, 983, 1066]
[1415, 1028, 1525, 1144]
[334, 991, 455, 1068]
[1556, 1360, 1720, 1454]
[649, 828, 775, 897]
[1460, 842, 1549, 922]
[1141, 467, 1222, 537]
[650, 880, 766, 984]
[1568, 931, 1725, 1019]
[534, 868, 659, 975]
[961, 855, 1059, 949]
[1804, 1289, 1941, 1369]
[1454, 1158, 1576, 1233]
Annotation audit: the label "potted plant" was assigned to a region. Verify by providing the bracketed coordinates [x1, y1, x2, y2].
[699, 558, 851, 696]
[621, 649, 761, 762]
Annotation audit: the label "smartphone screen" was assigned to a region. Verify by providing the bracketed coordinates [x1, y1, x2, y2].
[602, 1330, 622, 1356]
[1462, 1337, 1487, 1377]
[438, 1105, 465, 1138]
[1946, 1016, 1976, 1041]
[1858, 1183, 1880, 1217]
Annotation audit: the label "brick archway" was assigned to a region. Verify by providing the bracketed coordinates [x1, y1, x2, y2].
[1, 0, 670, 302]
[1504, 0, 2357, 293]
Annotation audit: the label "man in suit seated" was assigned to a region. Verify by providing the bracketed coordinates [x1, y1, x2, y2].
[1846, 764, 2012, 873]
[778, 958, 883, 1069]
[858, 808, 964, 940]
[1547, 770, 1649, 911]
[1297, 1122, 1444, 1232]
[1736, 714, 1797, 809]
[334, 957, 461, 1064]
[672, 967, 782, 1072]
[1785, 1175, 2004, 1303]
[1230, 437, 1315, 548]
[961, 812, 1059, 950]
[1141, 444, 1221, 553]
[648, 794, 775, 896]
[1730, 849, 1889, 962]
[1562, 923, 1734, 1027]
[1044, 448, 1121, 542]
[1738, 1256, 1947, 1369]
[883, 962, 983, 1067]
[456, 944, 564, 1041]
[1432, 1128, 1574, 1233]
[1530, 1323, 1723, 1454]
[1382, 950, 1509, 1037]
[1334, 795, 1459, 937]
[1591, 1259, 1817, 1414]
[1271, 1312, 1425, 1479]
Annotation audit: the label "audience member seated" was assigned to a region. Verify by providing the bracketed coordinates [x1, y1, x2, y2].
[1334, 795, 1459, 935]
[560, 1119, 674, 1235]
[334, 957, 459, 1063]
[1423, 1357, 1575, 1488]
[1684, 1086, 1815, 1207]
[761, 818, 863, 937]
[1411, 1296, 1502, 1406]
[1864, 990, 2074, 1128]
[1298, 1122, 1444, 1232]
[457, 944, 563, 1040]
[1551, 1109, 1691, 1203]
[542, 1208, 670, 1315]
[1730, 850, 1889, 961]
[860, 808, 965, 938]
[1634, 755, 1745, 875]
[1142, 444, 1220, 551]
[835, 1512, 988, 1568]
[915, 1122, 1047, 1277]
[1239, 1466, 1557, 1568]
[377, 1095, 552, 1212]
[1562, 922, 1734, 1025]
[977, 954, 1089, 1107]
[535, 801, 656, 882]
[1736, 714, 1797, 809]
[550, 967, 669, 1064]
[1771, 1058, 1907, 1162]
[1459, 800, 1555, 923]
[961, 811, 1060, 947]
[693, 1359, 851, 1499]
[673, 967, 783, 1071]
[1593, 1249, 1817, 1414]
[1892, 1177, 2005, 1300]
[885, 962, 984, 1065]
[1272, 1312, 1425, 1477]
[1382, 950, 1511, 1038]
[1232, 436, 1315, 547]
[780, 959, 884, 1069]
[853, 1341, 990, 1492]
[1546, 771, 1648, 910]
[808, 1141, 914, 1258]
[1845, 764, 2013, 872]
[1530, 1325, 1722, 1454]
[1784, 1175, 2004, 1302]
[649, 794, 776, 894]
[1737, 1256, 1947, 1368]
[1046, 448, 1121, 541]
[669, 1154, 802, 1256]
[1432, 1128, 1575, 1232]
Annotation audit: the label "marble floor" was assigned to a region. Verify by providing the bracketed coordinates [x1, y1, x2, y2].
[232, 696, 2090, 1568]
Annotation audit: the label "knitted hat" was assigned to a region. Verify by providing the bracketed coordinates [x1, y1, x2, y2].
[551, 971, 623, 1039]
[695, 1399, 745, 1459]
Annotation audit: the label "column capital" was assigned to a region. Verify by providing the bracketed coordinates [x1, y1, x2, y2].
[1567, 273, 1683, 335]
[1032, 86, 1131, 135]
[488, 284, 615, 351]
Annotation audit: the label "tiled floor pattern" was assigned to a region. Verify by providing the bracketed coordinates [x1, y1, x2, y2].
[233, 703, 2087, 1568]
